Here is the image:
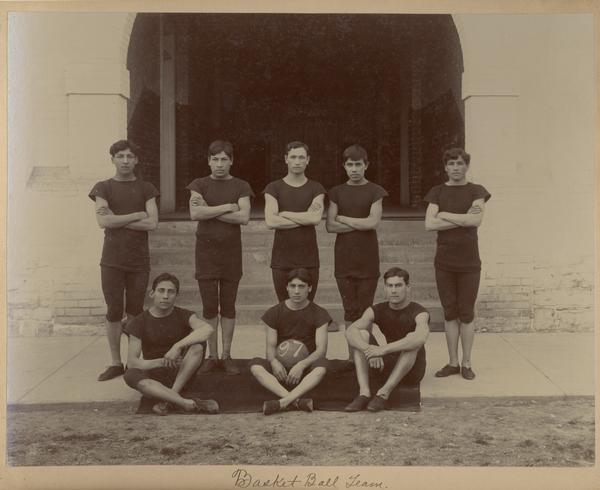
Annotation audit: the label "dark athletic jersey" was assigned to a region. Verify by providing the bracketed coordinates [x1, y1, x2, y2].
[186, 176, 254, 280]
[328, 181, 388, 278]
[89, 178, 160, 272]
[125, 306, 195, 360]
[263, 179, 325, 269]
[261, 301, 332, 354]
[372, 301, 428, 361]
[423, 182, 491, 272]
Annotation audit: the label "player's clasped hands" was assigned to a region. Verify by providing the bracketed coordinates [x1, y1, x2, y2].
[286, 363, 305, 386]
[162, 346, 183, 369]
[364, 344, 386, 360]
[271, 359, 288, 384]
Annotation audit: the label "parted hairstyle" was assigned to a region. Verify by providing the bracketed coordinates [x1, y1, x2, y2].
[285, 141, 310, 157]
[383, 267, 410, 285]
[342, 144, 369, 165]
[442, 147, 471, 165]
[151, 273, 180, 294]
[208, 140, 234, 160]
[109, 139, 140, 157]
[286, 268, 313, 287]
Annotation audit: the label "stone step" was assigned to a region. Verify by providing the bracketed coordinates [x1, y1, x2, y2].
[149, 246, 436, 267]
[142, 299, 445, 331]
[149, 263, 437, 287]
[171, 282, 440, 306]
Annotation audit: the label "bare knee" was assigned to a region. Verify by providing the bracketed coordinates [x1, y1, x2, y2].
[250, 364, 265, 377]
[185, 343, 205, 359]
[311, 366, 326, 379]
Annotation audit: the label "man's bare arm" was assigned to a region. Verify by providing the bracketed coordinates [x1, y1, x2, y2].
[126, 335, 164, 370]
[336, 199, 383, 231]
[278, 195, 325, 226]
[125, 197, 159, 231]
[94, 197, 147, 229]
[380, 313, 430, 354]
[216, 196, 251, 225]
[424, 203, 460, 231]
[437, 199, 486, 228]
[264, 193, 299, 229]
[189, 190, 239, 221]
[345, 308, 376, 351]
[326, 201, 354, 234]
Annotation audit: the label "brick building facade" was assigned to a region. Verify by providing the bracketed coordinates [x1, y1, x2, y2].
[7, 12, 595, 335]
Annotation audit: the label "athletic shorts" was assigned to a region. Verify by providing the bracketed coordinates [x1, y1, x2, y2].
[124, 342, 206, 389]
[271, 267, 319, 303]
[368, 334, 426, 385]
[335, 276, 379, 322]
[197, 278, 240, 319]
[435, 268, 481, 323]
[101, 266, 149, 322]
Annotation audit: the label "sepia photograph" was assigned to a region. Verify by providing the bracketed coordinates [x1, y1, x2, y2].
[3, 1, 597, 489]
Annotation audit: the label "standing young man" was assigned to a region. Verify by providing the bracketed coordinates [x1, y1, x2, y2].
[263, 141, 326, 302]
[250, 268, 331, 415]
[345, 267, 429, 412]
[187, 140, 254, 376]
[326, 144, 388, 333]
[424, 148, 491, 380]
[124, 273, 219, 416]
[89, 140, 159, 381]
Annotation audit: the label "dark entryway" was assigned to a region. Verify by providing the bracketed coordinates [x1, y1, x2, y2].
[127, 13, 464, 216]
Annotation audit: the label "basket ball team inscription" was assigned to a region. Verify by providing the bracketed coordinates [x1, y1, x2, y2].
[90, 139, 489, 415]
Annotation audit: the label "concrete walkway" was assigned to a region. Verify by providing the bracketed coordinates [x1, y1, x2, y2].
[7, 330, 595, 405]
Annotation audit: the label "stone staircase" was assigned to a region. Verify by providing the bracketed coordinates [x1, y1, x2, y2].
[148, 219, 444, 331]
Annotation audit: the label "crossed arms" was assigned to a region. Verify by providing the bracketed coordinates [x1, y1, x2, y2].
[189, 191, 251, 225]
[424, 198, 486, 232]
[265, 323, 328, 386]
[94, 197, 158, 231]
[127, 314, 214, 370]
[264, 193, 325, 230]
[346, 307, 429, 368]
[326, 198, 383, 234]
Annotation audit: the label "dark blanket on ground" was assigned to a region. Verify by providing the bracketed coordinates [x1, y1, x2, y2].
[136, 359, 420, 414]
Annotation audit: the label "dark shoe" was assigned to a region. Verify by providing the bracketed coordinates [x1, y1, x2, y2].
[461, 366, 476, 380]
[193, 398, 219, 414]
[197, 357, 220, 375]
[345, 395, 371, 412]
[152, 401, 173, 416]
[366, 395, 387, 412]
[296, 398, 313, 413]
[327, 322, 340, 332]
[434, 364, 461, 378]
[263, 400, 281, 416]
[222, 357, 240, 376]
[97, 363, 124, 381]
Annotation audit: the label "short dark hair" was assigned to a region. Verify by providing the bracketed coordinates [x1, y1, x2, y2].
[208, 140, 233, 160]
[342, 144, 369, 165]
[287, 268, 312, 287]
[151, 273, 180, 293]
[109, 139, 140, 157]
[442, 147, 471, 165]
[383, 267, 410, 285]
[285, 141, 310, 157]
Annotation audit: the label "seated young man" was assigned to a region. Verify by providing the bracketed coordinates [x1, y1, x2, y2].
[124, 273, 219, 415]
[250, 268, 331, 415]
[345, 267, 430, 412]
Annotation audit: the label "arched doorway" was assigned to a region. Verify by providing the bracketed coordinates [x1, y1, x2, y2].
[127, 13, 464, 217]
